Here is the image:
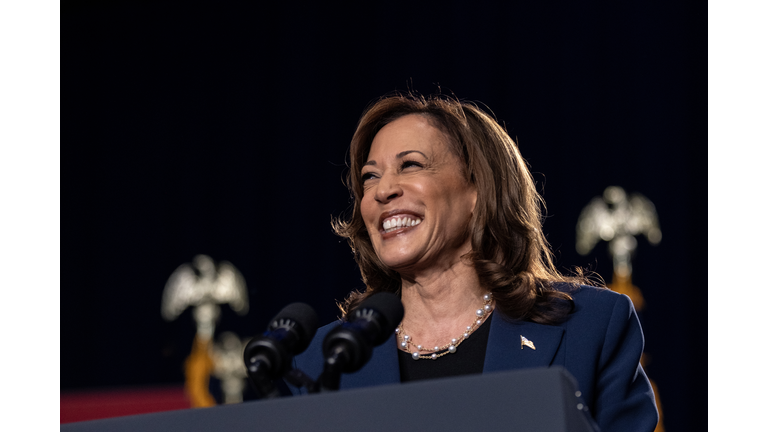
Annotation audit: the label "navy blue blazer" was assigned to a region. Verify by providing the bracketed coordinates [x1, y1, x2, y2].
[291, 286, 658, 432]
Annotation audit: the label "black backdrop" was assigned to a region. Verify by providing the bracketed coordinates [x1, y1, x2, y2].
[63, 1, 706, 430]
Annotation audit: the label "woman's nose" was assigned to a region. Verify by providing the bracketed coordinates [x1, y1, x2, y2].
[374, 173, 403, 203]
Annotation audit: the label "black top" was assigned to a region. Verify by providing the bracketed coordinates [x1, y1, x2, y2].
[398, 315, 492, 382]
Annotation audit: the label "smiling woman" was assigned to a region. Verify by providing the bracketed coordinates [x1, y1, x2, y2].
[335, 94, 576, 326]
[292, 92, 659, 432]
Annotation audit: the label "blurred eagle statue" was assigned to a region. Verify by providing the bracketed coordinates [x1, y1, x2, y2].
[576, 186, 661, 280]
[161, 254, 248, 339]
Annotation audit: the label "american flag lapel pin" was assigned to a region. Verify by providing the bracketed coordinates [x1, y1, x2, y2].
[520, 335, 536, 350]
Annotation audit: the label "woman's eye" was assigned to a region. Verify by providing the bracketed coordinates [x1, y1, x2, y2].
[402, 161, 423, 169]
[361, 172, 377, 182]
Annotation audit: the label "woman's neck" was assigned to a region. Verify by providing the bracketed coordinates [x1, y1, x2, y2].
[398, 259, 487, 350]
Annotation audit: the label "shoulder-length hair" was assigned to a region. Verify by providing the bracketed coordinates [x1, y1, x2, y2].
[334, 92, 593, 325]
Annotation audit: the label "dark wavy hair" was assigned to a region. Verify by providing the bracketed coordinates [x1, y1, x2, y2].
[333, 92, 596, 325]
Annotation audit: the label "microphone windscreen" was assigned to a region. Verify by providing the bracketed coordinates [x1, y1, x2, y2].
[354, 292, 404, 344]
[269, 302, 319, 354]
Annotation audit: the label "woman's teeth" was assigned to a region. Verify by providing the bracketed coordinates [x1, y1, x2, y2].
[383, 216, 422, 233]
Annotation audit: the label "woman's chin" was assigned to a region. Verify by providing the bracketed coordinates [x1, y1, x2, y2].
[379, 256, 419, 271]
[376, 250, 426, 273]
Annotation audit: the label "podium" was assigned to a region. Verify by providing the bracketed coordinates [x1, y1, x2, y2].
[61, 366, 598, 431]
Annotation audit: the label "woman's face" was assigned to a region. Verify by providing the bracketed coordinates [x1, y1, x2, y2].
[360, 114, 477, 275]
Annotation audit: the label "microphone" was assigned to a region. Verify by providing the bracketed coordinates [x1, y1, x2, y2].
[319, 292, 404, 390]
[243, 302, 319, 398]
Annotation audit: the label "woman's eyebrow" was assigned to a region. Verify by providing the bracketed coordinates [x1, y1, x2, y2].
[364, 150, 428, 168]
[397, 150, 427, 159]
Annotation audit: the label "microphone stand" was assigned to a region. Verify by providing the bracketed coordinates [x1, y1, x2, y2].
[278, 346, 349, 394]
[246, 360, 282, 399]
[318, 345, 349, 392]
[283, 368, 321, 394]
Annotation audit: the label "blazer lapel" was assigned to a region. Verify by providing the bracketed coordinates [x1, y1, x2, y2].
[483, 312, 564, 373]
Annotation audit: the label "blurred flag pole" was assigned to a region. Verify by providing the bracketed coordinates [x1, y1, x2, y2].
[577, 186, 664, 432]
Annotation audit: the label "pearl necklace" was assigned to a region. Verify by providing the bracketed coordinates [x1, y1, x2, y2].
[396, 293, 493, 360]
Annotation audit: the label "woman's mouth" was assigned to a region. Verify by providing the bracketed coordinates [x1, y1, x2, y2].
[382, 215, 422, 234]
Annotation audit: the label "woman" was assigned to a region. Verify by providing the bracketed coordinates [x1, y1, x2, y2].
[291, 93, 658, 431]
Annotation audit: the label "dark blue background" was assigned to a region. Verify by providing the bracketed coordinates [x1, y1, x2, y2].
[63, 1, 706, 430]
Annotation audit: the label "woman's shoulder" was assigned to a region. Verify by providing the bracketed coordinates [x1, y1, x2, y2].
[554, 283, 638, 326]
[556, 283, 630, 305]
